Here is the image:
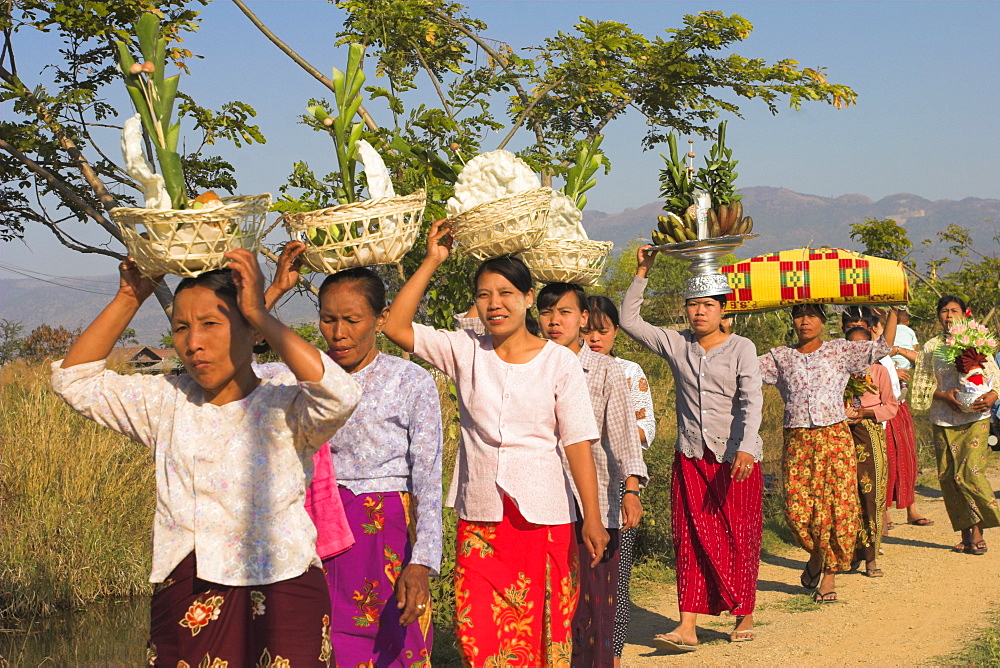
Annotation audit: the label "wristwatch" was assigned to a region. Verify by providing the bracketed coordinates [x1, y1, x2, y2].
[623, 489, 641, 498]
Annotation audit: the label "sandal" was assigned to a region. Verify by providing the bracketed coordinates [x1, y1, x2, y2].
[972, 540, 988, 555]
[813, 590, 838, 604]
[865, 567, 884, 578]
[730, 629, 755, 643]
[885, 521, 896, 531]
[953, 541, 973, 553]
[653, 632, 697, 653]
[800, 561, 822, 590]
[907, 517, 935, 526]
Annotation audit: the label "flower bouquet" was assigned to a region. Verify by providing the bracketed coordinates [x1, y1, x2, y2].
[109, 13, 268, 277]
[845, 371, 879, 408]
[937, 318, 999, 412]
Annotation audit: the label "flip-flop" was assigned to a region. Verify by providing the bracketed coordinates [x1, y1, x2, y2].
[653, 633, 697, 653]
[972, 540, 988, 555]
[865, 567, 884, 578]
[800, 562, 822, 590]
[907, 518, 935, 526]
[730, 629, 756, 643]
[813, 590, 839, 604]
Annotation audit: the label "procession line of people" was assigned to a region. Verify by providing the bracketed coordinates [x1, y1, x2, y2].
[50, 231, 999, 667]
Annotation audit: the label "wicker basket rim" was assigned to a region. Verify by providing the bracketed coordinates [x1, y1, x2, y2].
[281, 191, 426, 227]
[448, 187, 552, 220]
[527, 238, 613, 251]
[110, 193, 271, 217]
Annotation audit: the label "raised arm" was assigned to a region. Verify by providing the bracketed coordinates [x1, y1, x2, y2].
[382, 219, 453, 354]
[619, 245, 677, 358]
[226, 249, 323, 383]
[263, 240, 306, 311]
[62, 257, 162, 368]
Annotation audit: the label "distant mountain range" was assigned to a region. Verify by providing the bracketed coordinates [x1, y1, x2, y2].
[582, 186, 1000, 257]
[2, 187, 997, 345]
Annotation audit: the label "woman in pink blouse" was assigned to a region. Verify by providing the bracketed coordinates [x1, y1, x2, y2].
[844, 326, 898, 577]
[52, 252, 362, 666]
[758, 303, 897, 604]
[382, 220, 609, 667]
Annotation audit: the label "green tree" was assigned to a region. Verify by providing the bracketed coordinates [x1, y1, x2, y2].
[0, 1, 265, 311]
[850, 217, 1000, 332]
[0, 319, 24, 364]
[116, 327, 140, 347]
[236, 2, 856, 326]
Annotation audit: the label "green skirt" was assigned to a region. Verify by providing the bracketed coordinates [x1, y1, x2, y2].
[933, 419, 1000, 532]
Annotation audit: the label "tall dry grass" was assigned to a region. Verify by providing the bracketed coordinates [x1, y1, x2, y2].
[0, 362, 154, 620]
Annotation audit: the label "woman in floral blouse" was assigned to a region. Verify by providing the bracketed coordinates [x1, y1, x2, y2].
[52, 252, 361, 667]
[758, 303, 897, 603]
[263, 244, 443, 666]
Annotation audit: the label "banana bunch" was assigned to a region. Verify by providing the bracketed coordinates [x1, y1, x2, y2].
[650, 203, 754, 245]
[651, 211, 697, 245]
[711, 200, 754, 237]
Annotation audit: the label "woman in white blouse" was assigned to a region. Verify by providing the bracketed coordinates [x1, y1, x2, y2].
[51, 252, 361, 666]
[584, 294, 655, 666]
[382, 219, 608, 666]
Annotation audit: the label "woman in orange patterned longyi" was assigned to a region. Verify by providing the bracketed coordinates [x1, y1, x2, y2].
[758, 303, 898, 604]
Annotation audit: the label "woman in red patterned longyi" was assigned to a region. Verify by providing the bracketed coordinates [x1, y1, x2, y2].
[620, 245, 764, 652]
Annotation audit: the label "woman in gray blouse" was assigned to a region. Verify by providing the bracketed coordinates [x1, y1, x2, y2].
[620, 245, 764, 652]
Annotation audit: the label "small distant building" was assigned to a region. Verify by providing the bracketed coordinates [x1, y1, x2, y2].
[107, 346, 181, 374]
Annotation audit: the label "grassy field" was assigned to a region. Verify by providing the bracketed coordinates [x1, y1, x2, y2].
[0, 362, 155, 620]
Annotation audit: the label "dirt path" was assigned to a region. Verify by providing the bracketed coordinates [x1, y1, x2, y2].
[622, 469, 1000, 666]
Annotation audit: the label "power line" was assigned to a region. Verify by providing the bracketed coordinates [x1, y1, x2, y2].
[0, 261, 119, 295]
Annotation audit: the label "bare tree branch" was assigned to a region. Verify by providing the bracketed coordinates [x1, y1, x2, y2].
[408, 38, 455, 122]
[0, 137, 122, 240]
[231, 0, 379, 133]
[496, 76, 566, 151]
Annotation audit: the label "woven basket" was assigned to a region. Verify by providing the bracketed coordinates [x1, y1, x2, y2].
[110, 194, 271, 278]
[281, 191, 426, 273]
[520, 238, 613, 287]
[721, 247, 910, 313]
[449, 187, 551, 261]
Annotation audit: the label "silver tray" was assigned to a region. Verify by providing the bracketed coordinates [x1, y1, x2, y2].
[649, 234, 758, 277]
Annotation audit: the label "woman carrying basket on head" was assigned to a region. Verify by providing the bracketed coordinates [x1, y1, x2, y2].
[381, 219, 609, 667]
[620, 245, 764, 651]
[51, 251, 362, 667]
[758, 302, 898, 604]
[261, 243, 443, 666]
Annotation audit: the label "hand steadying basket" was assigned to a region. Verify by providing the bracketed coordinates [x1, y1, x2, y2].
[520, 238, 613, 287]
[110, 194, 271, 278]
[449, 187, 551, 261]
[281, 190, 425, 273]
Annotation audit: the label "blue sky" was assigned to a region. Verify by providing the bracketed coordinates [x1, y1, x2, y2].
[3, 1, 998, 278]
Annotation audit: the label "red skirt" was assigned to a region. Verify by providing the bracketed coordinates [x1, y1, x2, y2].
[885, 400, 918, 509]
[454, 496, 579, 667]
[672, 450, 763, 616]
